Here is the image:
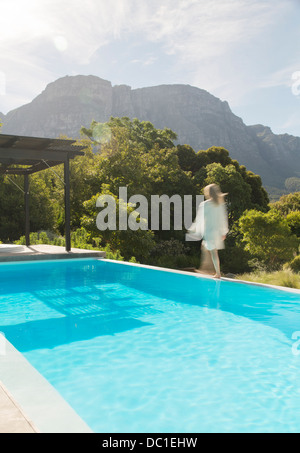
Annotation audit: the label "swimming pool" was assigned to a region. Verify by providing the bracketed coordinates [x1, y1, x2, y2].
[0, 258, 300, 433]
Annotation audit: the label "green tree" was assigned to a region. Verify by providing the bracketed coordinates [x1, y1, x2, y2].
[81, 117, 177, 152]
[238, 209, 299, 270]
[204, 162, 252, 222]
[243, 170, 269, 210]
[81, 188, 156, 261]
[0, 172, 57, 242]
[0, 175, 24, 241]
[81, 118, 184, 196]
[191, 147, 269, 215]
[176, 144, 201, 174]
[286, 211, 300, 237]
[202, 146, 232, 167]
[285, 177, 300, 193]
[81, 118, 196, 241]
[271, 192, 300, 215]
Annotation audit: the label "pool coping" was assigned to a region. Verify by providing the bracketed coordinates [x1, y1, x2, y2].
[0, 244, 105, 262]
[101, 258, 300, 295]
[0, 336, 93, 433]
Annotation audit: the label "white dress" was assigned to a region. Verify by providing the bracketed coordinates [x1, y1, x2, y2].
[187, 200, 228, 250]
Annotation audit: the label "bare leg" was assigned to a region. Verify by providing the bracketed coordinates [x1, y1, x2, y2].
[209, 249, 221, 278]
[199, 244, 214, 274]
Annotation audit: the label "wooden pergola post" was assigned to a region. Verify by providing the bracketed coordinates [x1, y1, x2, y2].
[64, 156, 71, 252]
[24, 173, 30, 247]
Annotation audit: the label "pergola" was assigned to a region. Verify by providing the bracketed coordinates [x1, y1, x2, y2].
[0, 133, 85, 251]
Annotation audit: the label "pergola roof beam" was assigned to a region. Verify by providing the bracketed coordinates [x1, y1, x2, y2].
[0, 148, 76, 162]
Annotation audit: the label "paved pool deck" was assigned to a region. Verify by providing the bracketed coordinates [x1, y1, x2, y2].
[0, 244, 105, 262]
[0, 381, 38, 433]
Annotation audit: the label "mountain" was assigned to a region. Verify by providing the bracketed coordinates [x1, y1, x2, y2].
[2, 75, 300, 193]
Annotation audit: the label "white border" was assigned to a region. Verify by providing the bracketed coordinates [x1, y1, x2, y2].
[99, 258, 300, 294]
[0, 337, 93, 433]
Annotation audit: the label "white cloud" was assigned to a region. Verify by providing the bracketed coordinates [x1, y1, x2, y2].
[258, 66, 300, 91]
[0, 0, 138, 111]
[0, 0, 299, 120]
[0, 72, 6, 98]
[0, 0, 287, 66]
[131, 56, 157, 66]
[0, 0, 136, 66]
[141, 1, 283, 56]
[0, 0, 47, 42]
[142, 0, 290, 102]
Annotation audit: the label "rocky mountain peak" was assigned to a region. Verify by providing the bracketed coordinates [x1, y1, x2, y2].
[1, 74, 300, 192]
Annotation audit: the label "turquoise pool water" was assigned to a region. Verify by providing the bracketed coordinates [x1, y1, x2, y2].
[1, 258, 300, 433]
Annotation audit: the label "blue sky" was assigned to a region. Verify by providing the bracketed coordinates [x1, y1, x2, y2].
[0, 0, 300, 136]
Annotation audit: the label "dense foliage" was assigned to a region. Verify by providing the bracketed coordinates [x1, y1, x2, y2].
[1, 116, 299, 274]
[238, 209, 298, 270]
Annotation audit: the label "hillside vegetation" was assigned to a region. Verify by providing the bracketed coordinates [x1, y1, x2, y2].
[1, 117, 299, 286]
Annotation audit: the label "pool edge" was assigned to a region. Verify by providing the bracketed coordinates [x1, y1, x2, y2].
[0, 337, 93, 433]
[99, 258, 300, 295]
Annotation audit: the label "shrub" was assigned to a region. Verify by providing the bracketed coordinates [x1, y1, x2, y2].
[289, 255, 300, 273]
[238, 209, 299, 270]
[149, 253, 199, 270]
[237, 269, 300, 289]
[150, 239, 190, 257]
[286, 211, 300, 237]
[219, 246, 252, 274]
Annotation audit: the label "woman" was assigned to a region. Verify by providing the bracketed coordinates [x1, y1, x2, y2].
[188, 184, 228, 278]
